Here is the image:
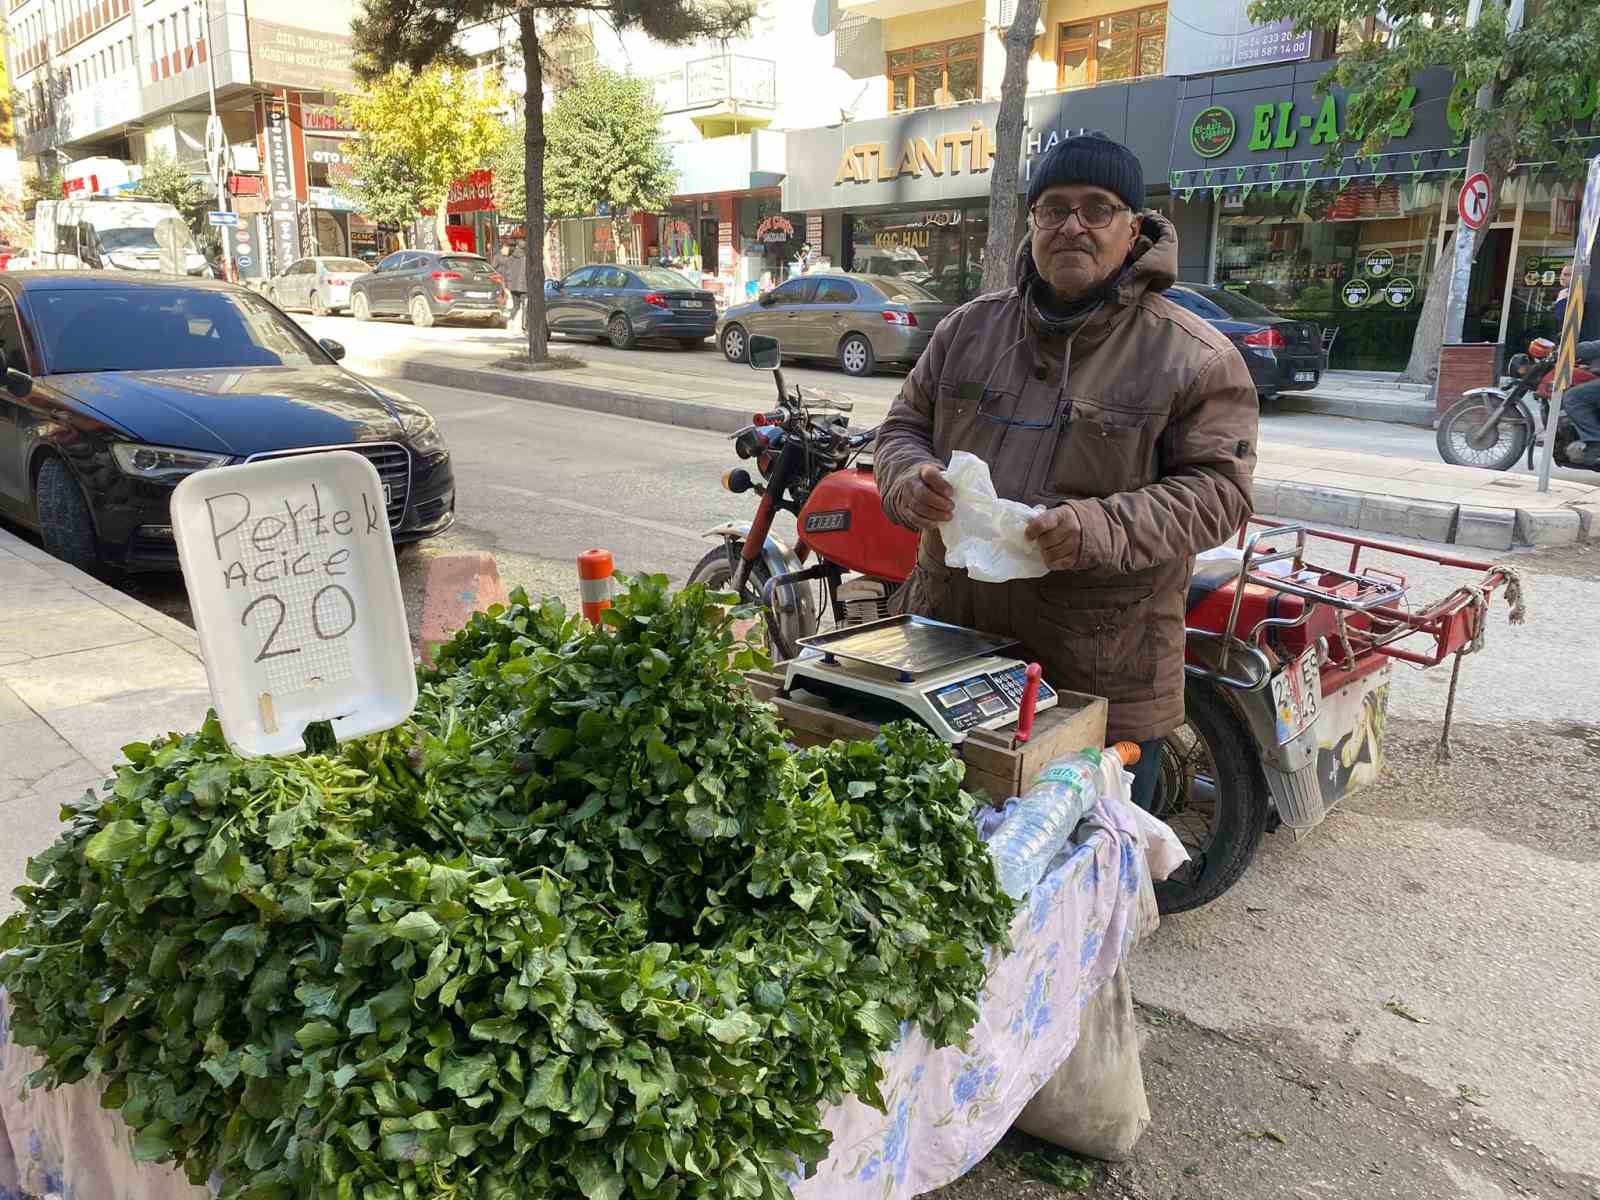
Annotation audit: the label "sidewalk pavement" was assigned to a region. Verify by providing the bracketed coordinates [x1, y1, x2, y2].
[0, 526, 211, 915]
[342, 344, 1600, 551]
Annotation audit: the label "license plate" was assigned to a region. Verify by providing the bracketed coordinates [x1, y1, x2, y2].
[1294, 370, 1318, 383]
[679, 300, 705, 308]
[464, 290, 490, 299]
[1271, 646, 1322, 744]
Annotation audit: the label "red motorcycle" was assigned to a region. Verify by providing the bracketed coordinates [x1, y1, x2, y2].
[698, 335, 1514, 913]
[1436, 336, 1600, 472]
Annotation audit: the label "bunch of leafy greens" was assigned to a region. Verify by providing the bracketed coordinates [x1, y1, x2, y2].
[0, 577, 1015, 1200]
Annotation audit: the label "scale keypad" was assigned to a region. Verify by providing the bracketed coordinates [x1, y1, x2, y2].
[926, 668, 1055, 732]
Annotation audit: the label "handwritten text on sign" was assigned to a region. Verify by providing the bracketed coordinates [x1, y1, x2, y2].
[171, 451, 416, 756]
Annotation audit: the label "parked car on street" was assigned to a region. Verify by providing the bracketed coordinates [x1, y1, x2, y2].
[543, 264, 717, 349]
[717, 273, 953, 377]
[0, 272, 454, 572]
[265, 255, 373, 315]
[1168, 283, 1325, 401]
[348, 249, 506, 328]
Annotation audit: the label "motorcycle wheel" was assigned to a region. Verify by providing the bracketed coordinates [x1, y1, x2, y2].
[1148, 683, 1270, 914]
[1435, 397, 1531, 471]
[687, 543, 799, 661]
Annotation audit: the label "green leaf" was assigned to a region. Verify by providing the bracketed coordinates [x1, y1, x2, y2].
[84, 820, 145, 864]
[439, 1052, 497, 1097]
[296, 1020, 341, 1052]
[391, 911, 443, 943]
[706, 1011, 759, 1045]
[570, 1152, 625, 1200]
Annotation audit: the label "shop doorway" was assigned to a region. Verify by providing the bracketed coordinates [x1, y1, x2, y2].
[701, 218, 720, 275]
[1460, 227, 1513, 344]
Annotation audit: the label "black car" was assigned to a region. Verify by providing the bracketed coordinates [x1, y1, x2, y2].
[544, 264, 717, 348]
[348, 250, 507, 328]
[0, 272, 454, 572]
[1168, 284, 1325, 400]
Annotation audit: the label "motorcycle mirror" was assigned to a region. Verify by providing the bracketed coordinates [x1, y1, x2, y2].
[747, 335, 782, 371]
[4, 368, 32, 399]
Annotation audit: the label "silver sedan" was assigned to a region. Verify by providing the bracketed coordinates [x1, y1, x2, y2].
[717, 272, 953, 378]
[265, 255, 373, 316]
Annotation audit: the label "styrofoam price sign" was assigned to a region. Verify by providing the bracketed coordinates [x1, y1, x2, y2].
[171, 451, 416, 756]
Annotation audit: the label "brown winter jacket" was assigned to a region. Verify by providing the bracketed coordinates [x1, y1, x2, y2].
[874, 212, 1258, 743]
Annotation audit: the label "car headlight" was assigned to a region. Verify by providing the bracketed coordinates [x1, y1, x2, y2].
[111, 443, 230, 480]
[402, 411, 446, 457]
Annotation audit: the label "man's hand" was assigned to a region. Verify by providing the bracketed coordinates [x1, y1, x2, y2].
[1025, 504, 1083, 571]
[902, 462, 955, 530]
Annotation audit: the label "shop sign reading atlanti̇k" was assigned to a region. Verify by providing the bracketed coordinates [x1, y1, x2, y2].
[171, 451, 416, 756]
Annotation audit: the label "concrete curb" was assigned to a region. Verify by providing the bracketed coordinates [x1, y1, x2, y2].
[418, 551, 509, 666]
[349, 355, 1592, 552]
[1272, 391, 1437, 427]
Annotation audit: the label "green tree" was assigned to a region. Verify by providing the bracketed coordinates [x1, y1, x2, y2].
[333, 144, 431, 245]
[352, 1, 756, 363]
[342, 63, 508, 244]
[490, 117, 526, 222]
[1249, 0, 1600, 383]
[545, 68, 676, 258]
[133, 150, 208, 235]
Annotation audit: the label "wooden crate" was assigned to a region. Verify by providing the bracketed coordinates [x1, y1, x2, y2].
[745, 669, 1108, 805]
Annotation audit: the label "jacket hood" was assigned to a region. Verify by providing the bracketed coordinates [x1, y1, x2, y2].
[1014, 209, 1179, 330]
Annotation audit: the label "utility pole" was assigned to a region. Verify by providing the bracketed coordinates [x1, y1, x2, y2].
[201, 0, 232, 281]
[1442, 0, 1524, 343]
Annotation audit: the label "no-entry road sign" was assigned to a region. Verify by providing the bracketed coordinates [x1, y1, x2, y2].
[1458, 172, 1492, 231]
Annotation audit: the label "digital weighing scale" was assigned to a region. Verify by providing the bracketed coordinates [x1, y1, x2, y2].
[783, 615, 1058, 744]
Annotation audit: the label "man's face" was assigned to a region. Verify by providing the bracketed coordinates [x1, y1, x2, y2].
[1030, 184, 1139, 301]
[1561, 263, 1574, 288]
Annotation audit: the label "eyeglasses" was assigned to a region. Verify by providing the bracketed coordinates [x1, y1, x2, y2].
[1030, 199, 1128, 232]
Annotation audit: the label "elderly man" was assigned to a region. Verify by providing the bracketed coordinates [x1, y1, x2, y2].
[874, 132, 1259, 810]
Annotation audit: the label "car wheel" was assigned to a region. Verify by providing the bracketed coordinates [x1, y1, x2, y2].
[34, 457, 100, 574]
[721, 323, 748, 363]
[838, 332, 876, 377]
[352, 293, 372, 322]
[607, 313, 636, 350]
[310, 291, 328, 317]
[410, 294, 436, 329]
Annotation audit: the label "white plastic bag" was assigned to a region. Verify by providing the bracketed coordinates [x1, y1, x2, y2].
[940, 451, 1048, 583]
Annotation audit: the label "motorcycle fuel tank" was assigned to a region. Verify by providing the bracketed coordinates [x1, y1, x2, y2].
[797, 465, 919, 582]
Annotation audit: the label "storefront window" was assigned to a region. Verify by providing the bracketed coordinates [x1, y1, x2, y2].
[887, 36, 981, 112]
[848, 207, 985, 305]
[1215, 178, 1445, 370]
[736, 196, 807, 290]
[304, 136, 350, 191]
[1505, 178, 1582, 355]
[1057, 6, 1165, 88]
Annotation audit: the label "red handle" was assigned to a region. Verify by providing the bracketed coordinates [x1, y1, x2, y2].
[1016, 663, 1042, 744]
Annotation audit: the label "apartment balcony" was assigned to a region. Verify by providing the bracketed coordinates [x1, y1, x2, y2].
[837, 0, 964, 18]
[656, 54, 777, 135]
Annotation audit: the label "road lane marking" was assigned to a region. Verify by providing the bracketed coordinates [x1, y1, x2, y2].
[482, 483, 707, 544]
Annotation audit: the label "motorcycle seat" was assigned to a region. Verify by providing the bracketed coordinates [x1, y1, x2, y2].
[1187, 550, 1244, 613]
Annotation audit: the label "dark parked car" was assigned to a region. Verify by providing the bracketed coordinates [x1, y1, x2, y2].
[349, 249, 506, 328]
[0, 272, 454, 572]
[544, 264, 716, 349]
[716, 273, 953, 377]
[1167, 283, 1325, 400]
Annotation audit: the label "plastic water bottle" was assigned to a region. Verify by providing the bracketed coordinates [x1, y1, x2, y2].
[988, 742, 1142, 900]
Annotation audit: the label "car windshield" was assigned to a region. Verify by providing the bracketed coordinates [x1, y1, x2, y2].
[861, 275, 940, 303]
[99, 225, 197, 253]
[1184, 284, 1277, 320]
[29, 286, 329, 373]
[442, 256, 493, 277]
[632, 267, 695, 290]
[323, 258, 369, 273]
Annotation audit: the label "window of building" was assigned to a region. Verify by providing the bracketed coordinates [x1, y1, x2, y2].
[548, 23, 597, 91]
[887, 35, 981, 112]
[1057, 5, 1166, 89]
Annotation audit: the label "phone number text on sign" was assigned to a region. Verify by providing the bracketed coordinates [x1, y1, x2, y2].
[172, 451, 416, 757]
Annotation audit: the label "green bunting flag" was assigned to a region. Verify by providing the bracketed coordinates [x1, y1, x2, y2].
[1171, 171, 1181, 189]
[1234, 166, 1246, 182]
[1411, 153, 1423, 172]
[1270, 181, 1285, 195]
[1203, 169, 1214, 185]
[1268, 162, 1280, 179]
[1181, 188, 1195, 202]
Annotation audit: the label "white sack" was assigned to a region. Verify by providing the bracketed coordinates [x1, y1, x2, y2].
[940, 451, 1049, 583]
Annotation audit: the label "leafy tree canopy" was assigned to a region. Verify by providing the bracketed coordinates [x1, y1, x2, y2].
[333, 143, 431, 233]
[544, 69, 675, 219]
[342, 64, 508, 204]
[133, 150, 208, 233]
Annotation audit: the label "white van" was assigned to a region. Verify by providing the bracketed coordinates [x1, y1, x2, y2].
[33, 198, 209, 275]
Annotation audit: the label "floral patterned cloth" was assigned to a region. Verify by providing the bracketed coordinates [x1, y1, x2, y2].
[0, 764, 1171, 1200]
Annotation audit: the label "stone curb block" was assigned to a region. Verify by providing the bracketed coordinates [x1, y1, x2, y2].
[419, 552, 509, 667]
[1513, 508, 1583, 548]
[1272, 392, 1437, 428]
[1454, 506, 1516, 552]
[1264, 482, 1365, 529]
[1357, 495, 1459, 543]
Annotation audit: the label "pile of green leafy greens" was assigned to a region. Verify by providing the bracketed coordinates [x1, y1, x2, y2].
[0, 577, 1015, 1200]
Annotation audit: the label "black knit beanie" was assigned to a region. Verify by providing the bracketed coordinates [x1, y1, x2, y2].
[1026, 131, 1145, 212]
